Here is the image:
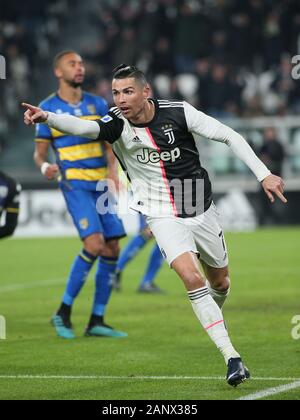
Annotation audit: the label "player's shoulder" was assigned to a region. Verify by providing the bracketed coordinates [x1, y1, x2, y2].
[39, 93, 58, 110]
[83, 92, 108, 110]
[109, 106, 123, 118]
[96, 107, 123, 126]
[157, 99, 185, 109]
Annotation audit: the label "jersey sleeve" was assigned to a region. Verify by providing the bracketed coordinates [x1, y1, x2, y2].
[35, 122, 52, 143]
[183, 101, 230, 143]
[35, 102, 52, 143]
[95, 110, 124, 144]
[96, 96, 109, 117]
[183, 101, 271, 182]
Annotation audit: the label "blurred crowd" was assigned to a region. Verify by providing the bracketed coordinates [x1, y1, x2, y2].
[1, 0, 300, 154]
[0, 0, 70, 152]
[82, 0, 300, 118]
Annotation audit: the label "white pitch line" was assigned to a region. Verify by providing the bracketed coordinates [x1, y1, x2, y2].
[237, 381, 300, 400]
[0, 375, 300, 382]
[0, 278, 64, 293]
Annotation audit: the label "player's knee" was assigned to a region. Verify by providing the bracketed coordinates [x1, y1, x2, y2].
[181, 270, 205, 290]
[103, 240, 120, 258]
[212, 275, 230, 292]
[85, 241, 105, 257]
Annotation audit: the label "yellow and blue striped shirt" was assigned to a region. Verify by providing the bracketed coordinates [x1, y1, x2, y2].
[35, 92, 109, 190]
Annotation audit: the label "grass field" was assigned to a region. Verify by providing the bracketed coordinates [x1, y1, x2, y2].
[0, 228, 299, 400]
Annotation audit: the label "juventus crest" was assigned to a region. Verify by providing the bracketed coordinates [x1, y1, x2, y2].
[162, 124, 175, 145]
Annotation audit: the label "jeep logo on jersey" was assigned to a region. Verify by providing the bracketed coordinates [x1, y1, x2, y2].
[162, 124, 175, 145]
[137, 147, 181, 164]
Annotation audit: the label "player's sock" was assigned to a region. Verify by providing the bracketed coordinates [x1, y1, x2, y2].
[116, 234, 148, 272]
[92, 256, 118, 317]
[87, 314, 104, 329]
[56, 303, 72, 325]
[140, 244, 164, 286]
[61, 249, 97, 308]
[206, 279, 230, 309]
[188, 287, 240, 364]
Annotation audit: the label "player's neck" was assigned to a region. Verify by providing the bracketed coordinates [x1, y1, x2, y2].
[130, 100, 155, 125]
[58, 84, 83, 105]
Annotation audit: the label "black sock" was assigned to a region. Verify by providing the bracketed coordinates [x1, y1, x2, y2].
[88, 314, 104, 329]
[57, 303, 72, 322]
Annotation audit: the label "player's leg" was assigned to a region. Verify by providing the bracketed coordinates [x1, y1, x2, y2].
[147, 215, 249, 386]
[61, 232, 105, 309]
[172, 252, 249, 387]
[53, 190, 104, 339]
[117, 230, 151, 272]
[138, 243, 165, 293]
[171, 252, 240, 359]
[89, 238, 120, 323]
[201, 262, 230, 309]
[85, 201, 127, 338]
[115, 214, 152, 290]
[85, 238, 127, 338]
[190, 203, 250, 385]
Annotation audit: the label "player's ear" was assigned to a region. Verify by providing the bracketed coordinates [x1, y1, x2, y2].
[54, 66, 63, 79]
[143, 84, 151, 99]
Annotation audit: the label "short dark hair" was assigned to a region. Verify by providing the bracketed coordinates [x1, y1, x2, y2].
[113, 64, 148, 86]
[53, 50, 80, 68]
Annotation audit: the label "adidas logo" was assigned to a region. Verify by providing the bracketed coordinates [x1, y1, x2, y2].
[132, 136, 142, 143]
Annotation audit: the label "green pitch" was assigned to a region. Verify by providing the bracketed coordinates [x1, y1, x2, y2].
[0, 228, 299, 400]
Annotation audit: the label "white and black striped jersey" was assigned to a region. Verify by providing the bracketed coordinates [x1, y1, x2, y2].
[96, 99, 222, 218]
[47, 99, 271, 217]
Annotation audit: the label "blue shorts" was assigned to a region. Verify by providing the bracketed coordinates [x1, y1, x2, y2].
[62, 188, 126, 241]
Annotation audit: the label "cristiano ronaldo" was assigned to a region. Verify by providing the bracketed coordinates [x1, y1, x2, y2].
[23, 64, 287, 387]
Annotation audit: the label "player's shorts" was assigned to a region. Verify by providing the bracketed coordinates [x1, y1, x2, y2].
[62, 188, 126, 241]
[146, 202, 228, 268]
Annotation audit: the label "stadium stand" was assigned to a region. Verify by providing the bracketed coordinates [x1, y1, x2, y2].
[1, 0, 300, 185]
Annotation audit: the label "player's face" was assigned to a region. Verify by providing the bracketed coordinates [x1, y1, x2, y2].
[55, 53, 85, 87]
[112, 78, 150, 120]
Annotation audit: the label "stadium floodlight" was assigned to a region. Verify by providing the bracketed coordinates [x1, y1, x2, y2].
[0, 55, 6, 80]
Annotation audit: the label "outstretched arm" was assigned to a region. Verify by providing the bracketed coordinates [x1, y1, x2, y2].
[184, 102, 287, 204]
[22, 103, 100, 139]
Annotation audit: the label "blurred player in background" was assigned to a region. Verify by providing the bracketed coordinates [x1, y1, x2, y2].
[33, 51, 127, 339]
[0, 171, 21, 239]
[23, 64, 287, 386]
[114, 214, 164, 293]
[258, 127, 286, 225]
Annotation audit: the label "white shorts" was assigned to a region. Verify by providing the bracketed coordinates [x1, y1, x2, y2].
[146, 203, 229, 268]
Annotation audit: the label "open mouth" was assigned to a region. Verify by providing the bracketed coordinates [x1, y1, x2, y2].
[120, 107, 130, 114]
